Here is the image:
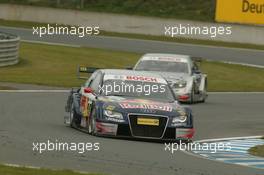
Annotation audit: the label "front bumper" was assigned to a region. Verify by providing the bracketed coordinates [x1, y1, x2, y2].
[172, 89, 192, 102]
[95, 120, 194, 140]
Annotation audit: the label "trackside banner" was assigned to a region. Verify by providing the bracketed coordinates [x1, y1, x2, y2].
[215, 0, 264, 25]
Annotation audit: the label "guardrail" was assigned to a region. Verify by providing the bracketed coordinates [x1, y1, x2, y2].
[0, 32, 20, 67]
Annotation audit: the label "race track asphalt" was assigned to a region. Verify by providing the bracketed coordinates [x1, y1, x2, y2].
[0, 26, 264, 175]
[1, 26, 264, 66]
[0, 92, 263, 175]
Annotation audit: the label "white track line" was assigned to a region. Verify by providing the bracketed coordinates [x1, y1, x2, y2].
[217, 158, 264, 161]
[208, 92, 264, 94]
[194, 136, 263, 143]
[221, 61, 264, 69]
[237, 162, 264, 166]
[4, 163, 41, 169]
[0, 90, 69, 93]
[182, 136, 264, 170]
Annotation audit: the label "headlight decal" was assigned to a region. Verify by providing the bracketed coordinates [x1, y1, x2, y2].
[172, 115, 187, 123]
[104, 110, 125, 123]
[172, 81, 187, 88]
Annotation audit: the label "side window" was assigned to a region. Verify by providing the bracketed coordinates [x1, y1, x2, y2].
[90, 72, 102, 93]
[84, 71, 99, 87]
[84, 76, 94, 87]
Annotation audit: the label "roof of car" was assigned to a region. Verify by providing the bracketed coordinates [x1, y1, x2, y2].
[144, 53, 190, 57]
[97, 69, 167, 84]
[100, 69, 164, 78]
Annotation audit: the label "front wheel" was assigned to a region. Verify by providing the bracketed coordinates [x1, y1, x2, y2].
[69, 103, 81, 128]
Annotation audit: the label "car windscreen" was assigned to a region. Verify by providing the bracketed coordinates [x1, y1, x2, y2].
[135, 60, 189, 73]
[100, 79, 175, 102]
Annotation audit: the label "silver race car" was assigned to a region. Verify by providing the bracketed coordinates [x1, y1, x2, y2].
[133, 53, 208, 103]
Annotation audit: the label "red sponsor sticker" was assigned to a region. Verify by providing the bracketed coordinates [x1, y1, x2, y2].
[126, 76, 158, 82]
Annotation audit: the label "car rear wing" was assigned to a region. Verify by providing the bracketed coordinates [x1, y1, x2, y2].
[191, 57, 203, 62]
[77, 65, 99, 79]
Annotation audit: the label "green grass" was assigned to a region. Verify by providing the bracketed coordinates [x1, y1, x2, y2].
[249, 144, 264, 158]
[200, 61, 264, 92]
[0, 164, 101, 175]
[0, 0, 216, 22]
[1, 19, 264, 51]
[0, 42, 139, 87]
[1, 42, 264, 91]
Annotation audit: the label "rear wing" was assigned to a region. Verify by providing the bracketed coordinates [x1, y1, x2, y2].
[191, 57, 203, 63]
[77, 65, 99, 79]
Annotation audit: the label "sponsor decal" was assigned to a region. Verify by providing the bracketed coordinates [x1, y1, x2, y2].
[216, 0, 264, 25]
[106, 117, 125, 123]
[142, 56, 188, 62]
[119, 103, 172, 112]
[137, 118, 159, 126]
[126, 75, 157, 82]
[103, 75, 167, 84]
[80, 96, 91, 117]
[122, 99, 160, 104]
[242, 0, 264, 14]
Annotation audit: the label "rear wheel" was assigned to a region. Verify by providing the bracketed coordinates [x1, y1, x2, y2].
[200, 80, 208, 103]
[190, 85, 195, 104]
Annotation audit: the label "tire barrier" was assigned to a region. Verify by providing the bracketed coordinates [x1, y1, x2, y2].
[0, 32, 20, 67]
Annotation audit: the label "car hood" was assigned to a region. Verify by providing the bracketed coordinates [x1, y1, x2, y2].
[98, 96, 187, 116]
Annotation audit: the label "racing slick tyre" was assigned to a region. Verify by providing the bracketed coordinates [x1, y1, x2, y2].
[200, 93, 207, 103]
[190, 85, 195, 104]
[200, 80, 208, 103]
[88, 106, 96, 135]
[69, 103, 81, 128]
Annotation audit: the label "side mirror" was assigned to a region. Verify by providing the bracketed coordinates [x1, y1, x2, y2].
[84, 87, 93, 94]
[126, 66, 133, 70]
[191, 57, 202, 62]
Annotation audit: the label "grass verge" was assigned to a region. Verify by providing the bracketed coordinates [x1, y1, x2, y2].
[0, 19, 264, 51]
[0, 0, 215, 22]
[0, 164, 100, 175]
[249, 144, 264, 158]
[1, 42, 264, 91]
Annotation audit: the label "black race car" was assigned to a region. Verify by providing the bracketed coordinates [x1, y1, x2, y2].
[64, 67, 194, 141]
